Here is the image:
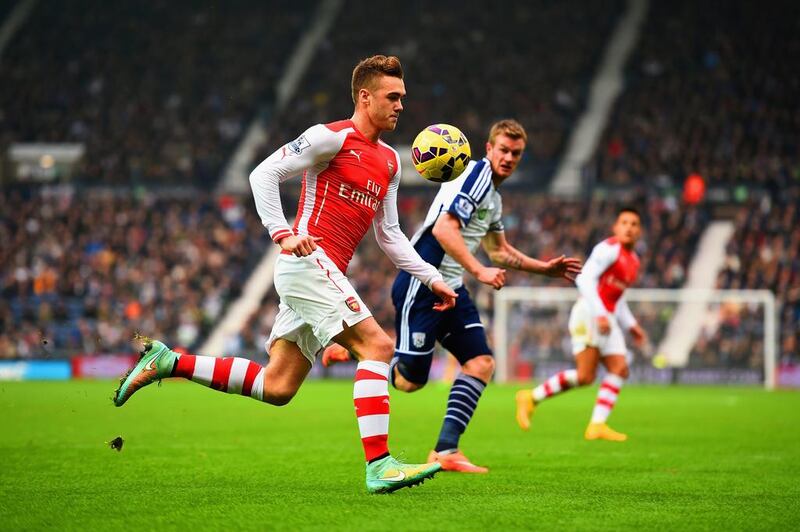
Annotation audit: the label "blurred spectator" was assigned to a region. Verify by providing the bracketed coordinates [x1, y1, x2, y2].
[1, 0, 309, 184]
[0, 187, 268, 357]
[714, 189, 800, 367]
[590, 0, 800, 193]
[253, 0, 623, 181]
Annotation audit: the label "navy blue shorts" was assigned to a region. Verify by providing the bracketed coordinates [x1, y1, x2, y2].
[391, 271, 492, 385]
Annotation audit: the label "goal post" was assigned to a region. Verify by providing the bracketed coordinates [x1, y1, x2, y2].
[493, 287, 778, 389]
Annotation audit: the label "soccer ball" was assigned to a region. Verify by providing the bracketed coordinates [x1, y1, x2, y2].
[411, 124, 471, 183]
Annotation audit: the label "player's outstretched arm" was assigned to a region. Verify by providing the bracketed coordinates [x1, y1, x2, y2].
[481, 232, 582, 281]
[432, 213, 506, 290]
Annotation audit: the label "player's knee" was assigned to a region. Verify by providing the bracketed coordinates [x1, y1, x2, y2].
[378, 338, 396, 361]
[393, 358, 430, 391]
[463, 355, 495, 381]
[393, 379, 424, 393]
[264, 391, 295, 406]
[613, 365, 630, 380]
[361, 336, 394, 363]
[263, 383, 298, 406]
[577, 370, 596, 386]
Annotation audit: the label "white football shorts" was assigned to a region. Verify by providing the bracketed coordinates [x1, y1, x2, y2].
[568, 298, 627, 356]
[268, 249, 372, 365]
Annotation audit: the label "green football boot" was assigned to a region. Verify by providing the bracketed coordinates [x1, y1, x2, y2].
[113, 336, 179, 407]
[365, 455, 442, 494]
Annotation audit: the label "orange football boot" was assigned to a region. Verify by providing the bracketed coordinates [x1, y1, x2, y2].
[584, 422, 628, 442]
[515, 390, 536, 431]
[427, 450, 488, 473]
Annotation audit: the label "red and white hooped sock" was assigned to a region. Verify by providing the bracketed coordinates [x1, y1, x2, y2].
[173, 354, 265, 401]
[532, 369, 579, 403]
[590, 373, 624, 423]
[353, 360, 391, 462]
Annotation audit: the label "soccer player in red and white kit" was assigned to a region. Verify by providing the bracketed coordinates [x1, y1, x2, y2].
[515, 208, 647, 441]
[113, 55, 458, 493]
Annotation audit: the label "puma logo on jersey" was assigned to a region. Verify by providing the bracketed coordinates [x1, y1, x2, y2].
[350, 150, 362, 162]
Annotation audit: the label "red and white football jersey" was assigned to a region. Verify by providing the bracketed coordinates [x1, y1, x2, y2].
[575, 237, 640, 328]
[249, 120, 441, 287]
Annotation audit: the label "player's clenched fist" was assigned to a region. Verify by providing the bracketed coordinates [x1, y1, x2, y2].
[477, 266, 506, 290]
[279, 235, 323, 257]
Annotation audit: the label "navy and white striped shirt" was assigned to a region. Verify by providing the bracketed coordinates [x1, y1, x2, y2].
[410, 158, 504, 289]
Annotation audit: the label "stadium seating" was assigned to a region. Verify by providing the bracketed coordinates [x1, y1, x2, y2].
[1, 0, 310, 184]
[256, 0, 624, 180]
[715, 189, 800, 367]
[0, 189, 266, 358]
[590, 0, 800, 192]
[1, 0, 796, 374]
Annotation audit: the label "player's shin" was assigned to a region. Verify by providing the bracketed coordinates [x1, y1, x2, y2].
[173, 353, 266, 401]
[585, 372, 627, 441]
[353, 360, 391, 462]
[516, 369, 578, 430]
[532, 369, 579, 403]
[435, 374, 486, 452]
[589, 373, 623, 424]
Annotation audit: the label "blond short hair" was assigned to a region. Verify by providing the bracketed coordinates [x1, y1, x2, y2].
[351, 55, 404, 104]
[488, 119, 528, 144]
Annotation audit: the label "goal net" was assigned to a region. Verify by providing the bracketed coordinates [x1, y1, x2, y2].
[492, 288, 778, 389]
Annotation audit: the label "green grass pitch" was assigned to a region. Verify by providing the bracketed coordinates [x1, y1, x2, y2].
[1, 379, 798, 530]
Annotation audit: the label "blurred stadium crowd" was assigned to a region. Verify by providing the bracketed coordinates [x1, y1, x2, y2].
[0, 0, 797, 376]
[0, 190, 266, 358]
[712, 192, 799, 369]
[257, 0, 623, 184]
[1, 0, 309, 184]
[591, 1, 799, 192]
